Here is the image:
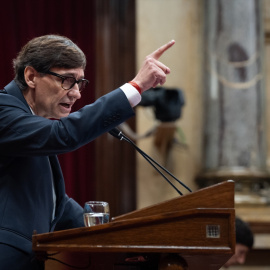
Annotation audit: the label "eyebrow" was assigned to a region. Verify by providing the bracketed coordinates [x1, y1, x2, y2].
[60, 72, 85, 79]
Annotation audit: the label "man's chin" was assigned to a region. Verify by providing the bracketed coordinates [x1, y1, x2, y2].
[49, 114, 64, 120]
[53, 111, 69, 119]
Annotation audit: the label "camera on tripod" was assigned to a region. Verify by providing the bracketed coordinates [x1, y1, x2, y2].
[139, 87, 185, 122]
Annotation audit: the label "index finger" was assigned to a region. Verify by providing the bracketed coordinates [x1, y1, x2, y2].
[150, 40, 175, 60]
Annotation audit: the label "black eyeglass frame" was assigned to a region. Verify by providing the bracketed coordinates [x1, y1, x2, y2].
[44, 70, 89, 92]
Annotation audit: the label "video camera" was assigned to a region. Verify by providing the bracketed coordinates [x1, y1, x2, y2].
[139, 87, 185, 122]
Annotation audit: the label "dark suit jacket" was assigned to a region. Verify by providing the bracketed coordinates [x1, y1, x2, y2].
[0, 80, 134, 254]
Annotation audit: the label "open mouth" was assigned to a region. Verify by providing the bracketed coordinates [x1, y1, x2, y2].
[60, 103, 71, 109]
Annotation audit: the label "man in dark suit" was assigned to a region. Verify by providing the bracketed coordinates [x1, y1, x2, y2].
[0, 34, 175, 269]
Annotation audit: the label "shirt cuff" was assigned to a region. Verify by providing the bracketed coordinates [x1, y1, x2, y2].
[120, 83, 142, 107]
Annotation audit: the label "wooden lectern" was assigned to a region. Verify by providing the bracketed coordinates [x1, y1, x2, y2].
[32, 180, 235, 270]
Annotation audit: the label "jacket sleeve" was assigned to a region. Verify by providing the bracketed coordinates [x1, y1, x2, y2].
[54, 194, 84, 231]
[0, 89, 135, 157]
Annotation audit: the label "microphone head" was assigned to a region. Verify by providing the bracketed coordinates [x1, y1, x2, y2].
[108, 128, 123, 140]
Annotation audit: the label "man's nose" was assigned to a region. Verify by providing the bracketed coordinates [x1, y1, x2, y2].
[67, 84, 81, 99]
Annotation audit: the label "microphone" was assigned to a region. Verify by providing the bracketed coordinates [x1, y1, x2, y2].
[108, 128, 126, 141]
[109, 127, 192, 196]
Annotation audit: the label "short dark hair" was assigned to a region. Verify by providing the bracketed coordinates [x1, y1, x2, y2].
[13, 34, 86, 90]
[236, 217, 254, 249]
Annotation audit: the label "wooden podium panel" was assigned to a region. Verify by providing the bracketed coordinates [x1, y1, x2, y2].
[113, 179, 235, 221]
[33, 181, 235, 270]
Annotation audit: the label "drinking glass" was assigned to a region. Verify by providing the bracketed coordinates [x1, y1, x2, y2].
[83, 201, 110, 227]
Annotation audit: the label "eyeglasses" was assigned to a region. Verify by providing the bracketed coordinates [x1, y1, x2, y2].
[44, 71, 89, 92]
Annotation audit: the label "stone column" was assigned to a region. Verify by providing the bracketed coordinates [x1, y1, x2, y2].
[197, 0, 270, 203]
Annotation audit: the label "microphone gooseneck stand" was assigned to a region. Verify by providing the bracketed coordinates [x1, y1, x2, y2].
[109, 128, 192, 196]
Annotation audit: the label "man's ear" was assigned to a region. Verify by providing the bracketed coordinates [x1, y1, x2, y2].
[24, 66, 38, 88]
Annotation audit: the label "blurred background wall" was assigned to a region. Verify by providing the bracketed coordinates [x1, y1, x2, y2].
[136, 0, 270, 207]
[136, 0, 203, 208]
[136, 1, 270, 269]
